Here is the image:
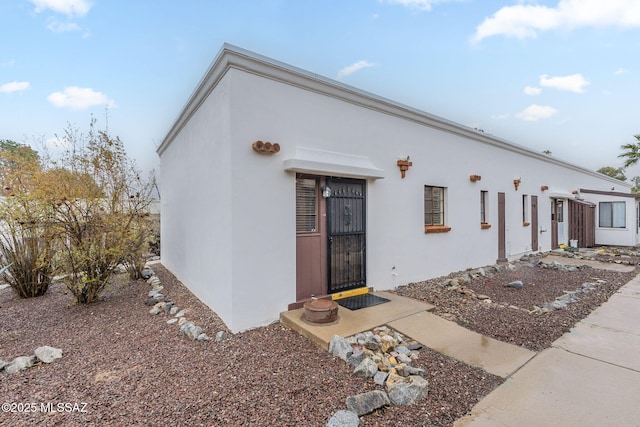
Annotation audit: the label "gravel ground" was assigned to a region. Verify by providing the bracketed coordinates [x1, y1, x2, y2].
[1, 254, 637, 426]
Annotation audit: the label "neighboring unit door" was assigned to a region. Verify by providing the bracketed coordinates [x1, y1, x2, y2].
[551, 199, 560, 249]
[531, 195, 538, 251]
[327, 177, 366, 293]
[497, 192, 507, 262]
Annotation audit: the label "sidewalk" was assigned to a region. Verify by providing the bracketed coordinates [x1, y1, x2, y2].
[455, 274, 640, 427]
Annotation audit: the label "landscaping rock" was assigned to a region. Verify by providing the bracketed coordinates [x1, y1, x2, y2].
[373, 371, 389, 386]
[345, 390, 390, 416]
[179, 321, 203, 340]
[353, 357, 378, 379]
[4, 355, 36, 374]
[34, 346, 63, 363]
[327, 410, 360, 427]
[387, 375, 429, 406]
[505, 280, 524, 289]
[215, 331, 228, 342]
[330, 335, 353, 362]
[347, 349, 366, 367]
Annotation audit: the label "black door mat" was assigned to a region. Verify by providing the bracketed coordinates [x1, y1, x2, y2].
[336, 294, 390, 311]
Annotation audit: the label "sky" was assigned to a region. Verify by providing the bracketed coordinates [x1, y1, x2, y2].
[2, 0, 640, 179]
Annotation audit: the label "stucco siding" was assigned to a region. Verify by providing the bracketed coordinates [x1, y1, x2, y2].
[159, 45, 635, 332]
[160, 77, 235, 327]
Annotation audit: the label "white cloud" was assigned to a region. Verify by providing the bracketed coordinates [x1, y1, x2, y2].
[1, 59, 16, 68]
[540, 73, 589, 93]
[0, 81, 30, 94]
[472, 0, 640, 43]
[524, 86, 541, 95]
[30, 0, 92, 17]
[614, 68, 629, 75]
[492, 113, 510, 120]
[47, 19, 82, 33]
[47, 86, 115, 110]
[337, 60, 376, 80]
[517, 104, 558, 121]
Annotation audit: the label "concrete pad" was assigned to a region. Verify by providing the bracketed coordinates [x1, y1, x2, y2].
[539, 255, 636, 272]
[554, 322, 640, 371]
[280, 291, 433, 350]
[388, 311, 535, 378]
[455, 348, 640, 427]
[616, 276, 640, 298]
[581, 293, 640, 335]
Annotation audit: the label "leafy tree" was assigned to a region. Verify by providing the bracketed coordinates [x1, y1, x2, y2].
[46, 120, 155, 302]
[0, 119, 154, 303]
[597, 166, 627, 181]
[631, 176, 640, 194]
[618, 134, 640, 168]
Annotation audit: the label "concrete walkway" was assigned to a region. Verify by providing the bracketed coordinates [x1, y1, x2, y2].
[455, 274, 640, 427]
[389, 311, 535, 378]
[281, 291, 535, 378]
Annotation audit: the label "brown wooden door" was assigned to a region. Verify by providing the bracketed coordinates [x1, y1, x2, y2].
[551, 199, 559, 249]
[295, 175, 327, 301]
[531, 195, 538, 251]
[497, 192, 507, 263]
[327, 177, 366, 293]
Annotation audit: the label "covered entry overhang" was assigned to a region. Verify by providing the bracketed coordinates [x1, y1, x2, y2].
[284, 146, 385, 180]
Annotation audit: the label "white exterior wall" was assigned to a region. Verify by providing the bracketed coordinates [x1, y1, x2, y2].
[581, 192, 639, 246]
[160, 77, 235, 327]
[159, 45, 634, 332]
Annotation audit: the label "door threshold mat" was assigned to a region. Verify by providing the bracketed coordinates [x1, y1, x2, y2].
[337, 293, 390, 311]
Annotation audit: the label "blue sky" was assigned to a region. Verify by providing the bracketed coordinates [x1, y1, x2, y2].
[2, 0, 640, 178]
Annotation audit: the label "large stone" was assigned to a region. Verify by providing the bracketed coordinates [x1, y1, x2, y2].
[34, 346, 63, 364]
[387, 375, 429, 406]
[329, 335, 353, 362]
[347, 349, 366, 367]
[505, 280, 524, 289]
[4, 356, 36, 374]
[326, 410, 360, 427]
[363, 335, 380, 351]
[385, 372, 408, 388]
[179, 321, 203, 340]
[346, 390, 390, 416]
[396, 363, 425, 377]
[141, 268, 154, 279]
[373, 371, 389, 386]
[353, 357, 378, 379]
[215, 331, 228, 342]
[380, 335, 397, 353]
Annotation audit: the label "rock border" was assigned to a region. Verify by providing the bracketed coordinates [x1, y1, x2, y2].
[143, 265, 228, 342]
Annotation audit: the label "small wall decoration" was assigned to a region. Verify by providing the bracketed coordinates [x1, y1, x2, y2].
[252, 140, 280, 154]
[541, 185, 549, 191]
[513, 178, 521, 191]
[397, 157, 412, 179]
[469, 174, 482, 182]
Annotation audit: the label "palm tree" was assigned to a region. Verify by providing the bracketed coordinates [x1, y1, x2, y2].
[618, 134, 640, 168]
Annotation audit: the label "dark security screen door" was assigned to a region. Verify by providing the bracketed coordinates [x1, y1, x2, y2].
[327, 177, 366, 293]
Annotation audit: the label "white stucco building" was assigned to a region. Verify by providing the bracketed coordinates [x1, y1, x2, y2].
[157, 44, 639, 332]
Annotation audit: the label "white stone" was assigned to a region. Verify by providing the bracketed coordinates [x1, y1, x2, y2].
[34, 346, 63, 364]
